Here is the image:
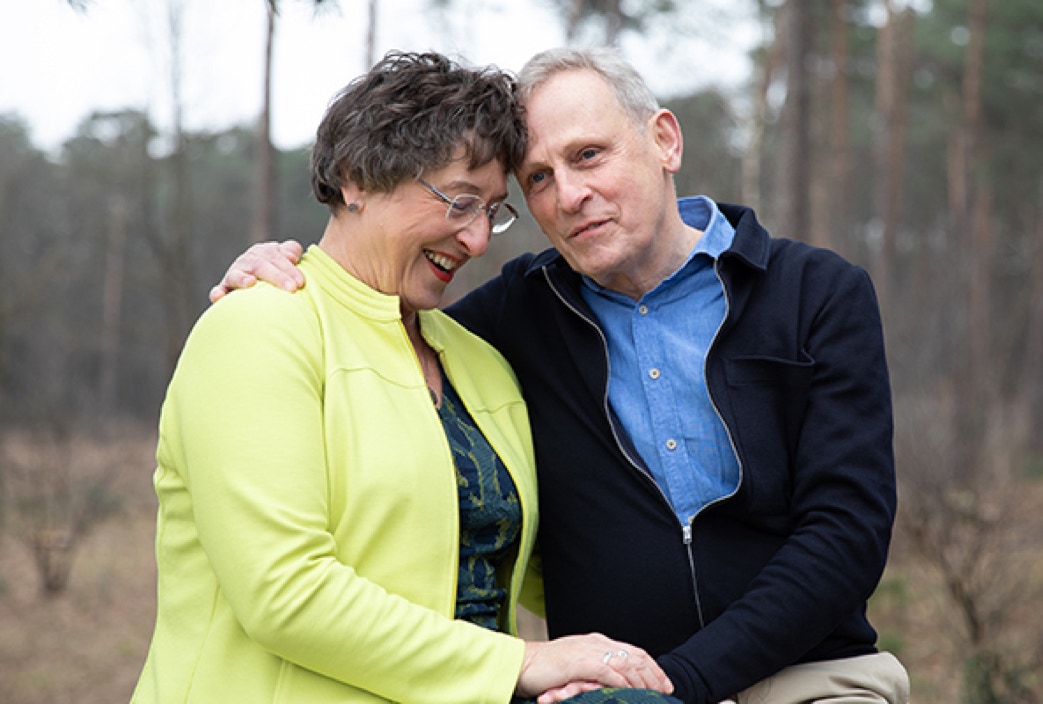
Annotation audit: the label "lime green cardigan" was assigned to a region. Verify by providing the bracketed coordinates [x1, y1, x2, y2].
[132, 246, 537, 703]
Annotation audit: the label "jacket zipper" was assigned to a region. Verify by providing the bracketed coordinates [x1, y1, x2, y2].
[681, 522, 704, 627]
[677, 259, 748, 627]
[544, 267, 707, 627]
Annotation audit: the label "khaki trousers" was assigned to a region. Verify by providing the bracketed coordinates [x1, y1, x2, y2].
[731, 652, 909, 704]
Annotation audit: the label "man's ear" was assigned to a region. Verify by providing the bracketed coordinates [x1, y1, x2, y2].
[650, 109, 684, 175]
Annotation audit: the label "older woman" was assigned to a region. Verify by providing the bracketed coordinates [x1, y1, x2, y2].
[131, 52, 674, 704]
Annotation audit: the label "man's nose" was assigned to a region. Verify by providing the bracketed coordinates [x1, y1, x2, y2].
[555, 170, 591, 213]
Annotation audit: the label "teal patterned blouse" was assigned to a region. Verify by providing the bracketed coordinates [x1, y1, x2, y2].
[438, 374, 683, 704]
[436, 368, 522, 631]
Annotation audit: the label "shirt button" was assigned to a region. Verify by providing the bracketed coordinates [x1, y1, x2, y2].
[638, 305, 649, 315]
[649, 368, 660, 380]
[665, 438, 678, 451]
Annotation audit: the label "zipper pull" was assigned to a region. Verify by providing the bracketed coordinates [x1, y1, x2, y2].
[682, 523, 693, 545]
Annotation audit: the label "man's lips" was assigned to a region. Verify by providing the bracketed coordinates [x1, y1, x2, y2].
[569, 219, 609, 238]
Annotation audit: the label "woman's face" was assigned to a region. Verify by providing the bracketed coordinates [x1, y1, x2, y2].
[336, 154, 509, 317]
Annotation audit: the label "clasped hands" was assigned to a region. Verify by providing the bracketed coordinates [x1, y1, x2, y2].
[518, 633, 674, 703]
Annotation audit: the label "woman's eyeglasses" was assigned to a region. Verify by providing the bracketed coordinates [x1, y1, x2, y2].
[416, 177, 518, 235]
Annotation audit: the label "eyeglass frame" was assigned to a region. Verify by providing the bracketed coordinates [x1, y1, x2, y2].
[415, 176, 519, 235]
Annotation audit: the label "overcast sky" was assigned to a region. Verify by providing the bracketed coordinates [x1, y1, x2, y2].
[0, 0, 756, 154]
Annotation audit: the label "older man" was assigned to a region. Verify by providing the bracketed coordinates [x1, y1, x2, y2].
[213, 48, 909, 704]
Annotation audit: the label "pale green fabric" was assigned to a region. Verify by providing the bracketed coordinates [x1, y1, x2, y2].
[132, 246, 536, 704]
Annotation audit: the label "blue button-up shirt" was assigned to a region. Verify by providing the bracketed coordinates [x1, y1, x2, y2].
[580, 196, 740, 526]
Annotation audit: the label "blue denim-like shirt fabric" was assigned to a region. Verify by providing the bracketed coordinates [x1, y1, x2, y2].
[580, 196, 739, 526]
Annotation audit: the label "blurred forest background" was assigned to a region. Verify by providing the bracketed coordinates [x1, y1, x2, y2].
[1, 0, 1042, 702]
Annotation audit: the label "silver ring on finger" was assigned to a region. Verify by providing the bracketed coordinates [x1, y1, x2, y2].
[602, 650, 614, 664]
[617, 649, 629, 660]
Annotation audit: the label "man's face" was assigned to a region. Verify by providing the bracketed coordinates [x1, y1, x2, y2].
[516, 68, 682, 299]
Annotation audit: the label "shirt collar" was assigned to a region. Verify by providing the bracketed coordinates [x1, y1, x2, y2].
[680, 195, 733, 260]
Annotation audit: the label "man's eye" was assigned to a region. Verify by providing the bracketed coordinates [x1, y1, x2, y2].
[580, 148, 597, 160]
[529, 172, 547, 186]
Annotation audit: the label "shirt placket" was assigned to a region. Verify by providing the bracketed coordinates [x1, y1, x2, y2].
[633, 298, 703, 523]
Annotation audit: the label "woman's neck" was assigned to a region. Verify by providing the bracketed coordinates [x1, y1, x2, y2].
[405, 313, 441, 407]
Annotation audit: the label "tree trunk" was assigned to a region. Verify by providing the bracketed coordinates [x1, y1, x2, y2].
[743, 4, 785, 217]
[827, 0, 852, 255]
[1025, 201, 1043, 453]
[251, 1, 277, 244]
[963, 0, 990, 395]
[554, 0, 638, 47]
[166, 0, 196, 374]
[776, 0, 812, 241]
[808, 70, 830, 250]
[943, 0, 990, 487]
[31, 528, 79, 597]
[599, 0, 625, 44]
[365, 0, 377, 68]
[564, 0, 583, 43]
[99, 194, 127, 415]
[872, 2, 913, 319]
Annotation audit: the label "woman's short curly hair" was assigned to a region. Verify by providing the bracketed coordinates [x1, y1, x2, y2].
[311, 51, 527, 211]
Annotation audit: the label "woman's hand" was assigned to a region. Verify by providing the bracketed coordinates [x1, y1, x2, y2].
[515, 633, 673, 701]
[209, 240, 305, 303]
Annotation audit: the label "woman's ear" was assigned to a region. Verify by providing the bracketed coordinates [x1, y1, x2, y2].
[340, 182, 366, 213]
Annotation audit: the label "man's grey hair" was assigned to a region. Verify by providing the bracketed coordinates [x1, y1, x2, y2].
[517, 46, 660, 131]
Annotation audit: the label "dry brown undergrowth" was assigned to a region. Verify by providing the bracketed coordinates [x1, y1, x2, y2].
[1, 425, 1040, 703]
[0, 423, 159, 704]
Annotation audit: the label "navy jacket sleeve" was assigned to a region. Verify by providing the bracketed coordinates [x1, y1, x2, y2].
[659, 249, 896, 702]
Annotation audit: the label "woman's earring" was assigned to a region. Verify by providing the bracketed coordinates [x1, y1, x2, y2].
[346, 202, 360, 213]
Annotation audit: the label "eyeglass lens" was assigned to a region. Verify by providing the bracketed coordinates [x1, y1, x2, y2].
[447, 194, 515, 233]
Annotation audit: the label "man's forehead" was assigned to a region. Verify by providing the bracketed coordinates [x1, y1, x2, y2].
[523, 70, 624, 129]
[523, 67, 606, 105]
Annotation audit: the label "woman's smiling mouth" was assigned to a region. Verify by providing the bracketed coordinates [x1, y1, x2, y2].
[425, 250, 460, 282]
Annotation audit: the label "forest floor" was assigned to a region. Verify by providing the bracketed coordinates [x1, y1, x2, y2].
[0, 426, 1039, 703]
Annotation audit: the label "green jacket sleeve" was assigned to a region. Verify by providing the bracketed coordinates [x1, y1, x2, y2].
[158, 284, 525, 703]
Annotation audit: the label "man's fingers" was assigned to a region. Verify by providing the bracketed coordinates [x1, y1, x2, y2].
[602, 646, 673, 694]
[208, 240, 305, 304]
[249, 245, 305, 291]
[277, 240, 304, 262]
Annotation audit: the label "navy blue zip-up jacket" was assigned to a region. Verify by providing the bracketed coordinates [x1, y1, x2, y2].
[447, 203, 896, 703]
